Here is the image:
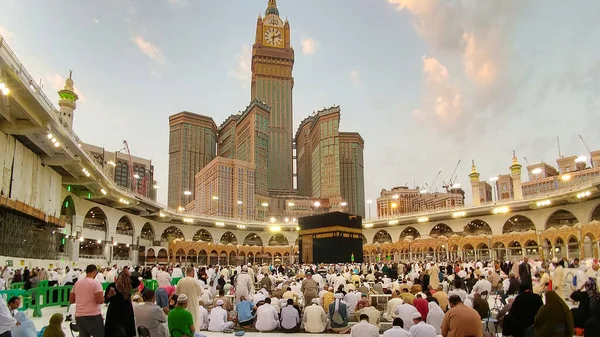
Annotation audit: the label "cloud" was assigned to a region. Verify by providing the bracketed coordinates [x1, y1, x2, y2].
[93, 19, 100, 24]
[228, 44, 252, 87]
[0, 26, 15, 42]
[301, 38, 316, 55]
[132, 35, 166, 64]
[388, 0, 521, 140]
[349, 70, 360, 86]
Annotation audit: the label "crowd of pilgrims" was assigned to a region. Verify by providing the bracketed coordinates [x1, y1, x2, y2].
[1, 257, 600, 337]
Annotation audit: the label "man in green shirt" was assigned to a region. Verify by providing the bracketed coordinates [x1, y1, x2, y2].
[168, 294, 205, 337]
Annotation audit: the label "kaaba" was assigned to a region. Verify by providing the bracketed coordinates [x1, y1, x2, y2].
[298, 211, 363, 264]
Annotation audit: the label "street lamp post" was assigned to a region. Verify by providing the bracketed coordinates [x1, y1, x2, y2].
[366, 200, 372, 219]
[313, 201, 321, 214]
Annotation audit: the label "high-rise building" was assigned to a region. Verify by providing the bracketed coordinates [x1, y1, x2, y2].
[252, 0, 294, 194]
[339, 132, 365, 217]
[294, 106, 365, 217]
[217, 114, 239, 159]
[192, 157, 255, 219]
[234, 100, 271, 218]
[83, 143, 156, 200]
[168, 112, 217, 209]
[376, 186, 463, 218]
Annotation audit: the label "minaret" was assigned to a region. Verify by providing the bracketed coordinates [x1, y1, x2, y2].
[57, 71, 79, 130]
[469, 160, 481, 205]
[510, 151, 523, 200]
[255, 15, 263, 44]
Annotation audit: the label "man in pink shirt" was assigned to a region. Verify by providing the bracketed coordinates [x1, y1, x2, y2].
[69, 264, 105, 337]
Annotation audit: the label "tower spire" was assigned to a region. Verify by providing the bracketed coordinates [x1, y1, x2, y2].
[265, 0, 279, 16]
[57, 71, 79, 130]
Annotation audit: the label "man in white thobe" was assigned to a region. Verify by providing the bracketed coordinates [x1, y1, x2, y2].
[157, 267, 172, 287]
[303, 298, 328, 333]
[255, 298, 279, 332]
[408, 312, 436, 337]
[351, 314, 379, 337]
[171, 265, 183, 278]
[176, 267, 203, 329]
[234, 267, 253, 303]
[394, 303, 418, 330]
[208, 300, 234, 332]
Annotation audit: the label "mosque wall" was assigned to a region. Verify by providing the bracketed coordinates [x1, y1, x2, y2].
[0, 130, 62, 217]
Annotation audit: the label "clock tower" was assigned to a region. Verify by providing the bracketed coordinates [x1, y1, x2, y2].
[252, 0, 295, 194]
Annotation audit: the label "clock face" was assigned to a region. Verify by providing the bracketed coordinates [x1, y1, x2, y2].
[264, 27, 283, 47]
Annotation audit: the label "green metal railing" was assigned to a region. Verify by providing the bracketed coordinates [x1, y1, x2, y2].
[0, 285, 72, 317]
[171, 277, 182, 285]
[10, 282, 24, 289]
[143, 279, 158, 291]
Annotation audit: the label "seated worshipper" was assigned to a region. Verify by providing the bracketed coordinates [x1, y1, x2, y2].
[322, 287, 335, 313]
[571, 277, 600, 329]
[409, 312, 437, 337]
[440, 295, 483, 337]
[134, 290, 168, 337]
[448, 279, 467, 302]
[385, 291, 404, 321]
[431, 286, 449, 312]
[400, 287, 415, 305]
[236, 296, 255, 329]
[355, 293, 370, 312]
[373, 281, 384, 294]
[344, 289, 360, 316]
[530, 290, 574, 337]
[533, 269, 550, 295]
[303, 298, 328, 333]
[351, 314, 379, 337]
[503, 283, 543, 337]
[425, 301, 444, 334]
[382, 318, 413, 337]
[412, 294, 429, 321]
[252, 290, 267, 306]
[197, 301, 208, 331]
[394, 302, 419, 330]
[40, 313, 64, 337]
[472, 292, 489, 319]
[255, 297, 279, 332]
[501, 272, 521, 305]
[329, 293, 350, 333]
[212, 289, 233, 311]
[471, 275, 492, 299]
[208, 300, 234, 332]
[12, 311, 39, 337]
[167, 294, 205, 337]
[280, 299, 301, 332]
[282, 287, 299, 304]
[355, 305, 381, 327]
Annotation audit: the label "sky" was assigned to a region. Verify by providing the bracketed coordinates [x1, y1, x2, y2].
[1, 0, 599, 216]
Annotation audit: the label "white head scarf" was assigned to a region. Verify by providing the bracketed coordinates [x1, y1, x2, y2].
[334, 293, 343, 311]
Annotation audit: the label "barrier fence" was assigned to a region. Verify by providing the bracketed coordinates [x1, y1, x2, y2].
[1, 277, 183, 317]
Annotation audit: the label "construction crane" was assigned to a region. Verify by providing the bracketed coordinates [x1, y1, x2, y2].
[442, 159, 462, 192]
[425, 170, 442, 194]
[579, 135, 594, 168]
[122, 140, 137, 195]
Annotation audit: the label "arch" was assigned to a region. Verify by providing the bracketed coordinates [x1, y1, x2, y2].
[61, 196, 76, 228]
[116, 215, 134, 236]
[83, 207, 108, 232]
[464, 219, 492, 235]
[157, 248, 168, 264]
[140, 223, 155, 242]
[161, 226, 185, 242]
[193, 229, 213, 242]
[220, 231, 238, 245]
[229, 251, 237, 265]
[546, 209, 579, 229]
[146, 248, 156, 264]
[361, 235, 368, 245]
[591, 203, 600, 222]
[373, 230, 392, 244]
[502, 215, 536, 234]
[400, 227, 420, 239]
[477, 243, 489, 249]
[268, 234, 289, 246]
[199, 250, 208, 265]
[175, 248, 186, 262]
[430, 223, 453, 237]
[243, 233, 263, 246]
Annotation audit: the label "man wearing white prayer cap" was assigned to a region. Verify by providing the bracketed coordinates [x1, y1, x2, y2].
[409, 311, 437, 337]
[208, 299, 234, 332]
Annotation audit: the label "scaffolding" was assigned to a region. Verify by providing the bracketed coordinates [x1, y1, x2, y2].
[0, 208, 61, 259]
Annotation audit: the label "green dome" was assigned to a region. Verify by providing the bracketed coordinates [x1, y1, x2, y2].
[265, 7, 279, 16]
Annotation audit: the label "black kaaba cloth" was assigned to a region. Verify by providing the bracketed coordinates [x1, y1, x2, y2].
[298, 211, 363, 264]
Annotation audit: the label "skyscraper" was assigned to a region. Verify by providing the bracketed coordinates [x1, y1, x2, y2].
[294, 106, 365, 217]
[252, 0, 294, 194]
[168, 112, 217, 209]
